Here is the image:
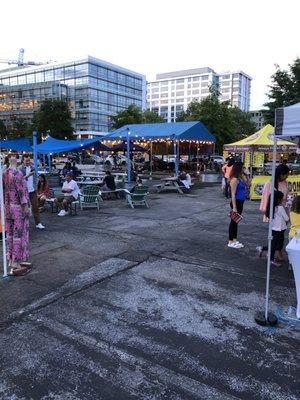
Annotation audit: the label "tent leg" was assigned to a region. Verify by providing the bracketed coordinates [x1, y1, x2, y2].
[255, 138, 278, 327]
[0, 157, 8, 278]
[126, 128, 131, 183]
[33, 130, 38, 177]
[149, 141, 153, 180]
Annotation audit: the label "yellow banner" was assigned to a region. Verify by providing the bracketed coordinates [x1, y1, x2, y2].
[250, 175, 300, 200]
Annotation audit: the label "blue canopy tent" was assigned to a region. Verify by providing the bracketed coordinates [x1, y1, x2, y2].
[35, 136, 110, 154]
[0, 138, 32, 152]
[104, 121, 215, 181]
[34, 136, 110, 171]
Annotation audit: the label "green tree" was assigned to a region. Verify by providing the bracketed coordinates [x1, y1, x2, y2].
[0, 120, 7, 140]
[142, 110, 164, 124]
[229, 107, 256, 138]
[110, 104, 163, 129]
[32, 99, 74, 140]
[11, 119, 33, 139]
[177, 93, 255, 152]
[263, 58, 300, 124]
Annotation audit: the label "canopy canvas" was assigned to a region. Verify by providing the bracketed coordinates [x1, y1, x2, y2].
[104, 121, 216, 143]
[275, 102, 300, 140]
[224, 124, 297, 152]
[35, 136, 110, 154]
[0, 138, 32, 152]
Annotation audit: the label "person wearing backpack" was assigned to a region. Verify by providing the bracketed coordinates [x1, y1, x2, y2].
[228, 162, 247, 249]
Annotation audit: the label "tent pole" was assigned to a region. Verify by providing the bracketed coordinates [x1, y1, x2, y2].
[177, 140, 180, 174]
[255, 136, 278, 326]
[0, 156, 8, 278]
[196, 144, 199, 175]
[250, 149, 253, 178]
[149, 140, 153, 180]
[126, 128, 131, 182]
[172, 135, 178, 176]
[48, 153, 52, 172]
[33, 130, 38, 177]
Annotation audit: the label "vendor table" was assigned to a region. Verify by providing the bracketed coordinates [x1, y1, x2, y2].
[286, 234, 300, 319]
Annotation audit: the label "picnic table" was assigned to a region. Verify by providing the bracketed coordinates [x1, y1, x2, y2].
[155, 177, 185, 194]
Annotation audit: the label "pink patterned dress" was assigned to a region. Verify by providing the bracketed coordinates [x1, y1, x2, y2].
[3, 167, 30, 263]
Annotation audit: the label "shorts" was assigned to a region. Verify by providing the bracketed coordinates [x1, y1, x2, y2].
[56, 195, 76, 204]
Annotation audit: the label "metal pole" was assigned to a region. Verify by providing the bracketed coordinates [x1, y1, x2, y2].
[249, 150, 253, 178]
[265, 137, 277, 321]
[196, 144, 199, 175]
[126, 128, 131, 182]
[173, 135, 178, 176]
[48, 153, 52, 172]
[33, 130, 38, 177]
[150, 140, 153, 180]
[0, 156, 8, 277]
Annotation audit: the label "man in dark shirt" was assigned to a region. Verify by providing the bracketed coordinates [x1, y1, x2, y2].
[100, 171, 116, 191]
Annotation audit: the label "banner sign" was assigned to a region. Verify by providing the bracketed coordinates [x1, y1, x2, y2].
[250, 175, 300, 200]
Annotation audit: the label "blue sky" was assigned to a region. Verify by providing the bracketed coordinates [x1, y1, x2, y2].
[1, 0, 299, 109]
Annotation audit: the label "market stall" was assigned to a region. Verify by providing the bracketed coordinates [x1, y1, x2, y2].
[223, 124, 299, 199]
[255, 102, 300, 326]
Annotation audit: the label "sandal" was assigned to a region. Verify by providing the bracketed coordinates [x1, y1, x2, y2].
[10, 266, 31, 276]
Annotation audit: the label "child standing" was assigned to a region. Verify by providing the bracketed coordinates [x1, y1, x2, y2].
[289, 196, 300, 239]
[257, 191, 289, 266]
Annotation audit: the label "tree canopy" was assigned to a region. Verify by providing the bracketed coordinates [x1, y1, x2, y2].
[0, 120, 7, 140]
[263, 58, 300, 124]
[177, 93, 256, 152]
[32, 99, 74, 140]
[110, 104, 164, 129]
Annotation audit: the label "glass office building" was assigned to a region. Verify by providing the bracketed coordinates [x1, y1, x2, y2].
[0, 56, 146, 134]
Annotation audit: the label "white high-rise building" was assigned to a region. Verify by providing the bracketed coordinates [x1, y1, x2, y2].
[218, 71, 251, 111]
[147, 67, 251, 122]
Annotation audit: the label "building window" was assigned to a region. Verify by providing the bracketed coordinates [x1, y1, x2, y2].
[221, 74, 230, 80]
[202, 75, 209, 80]
[176, 79, 184, 84]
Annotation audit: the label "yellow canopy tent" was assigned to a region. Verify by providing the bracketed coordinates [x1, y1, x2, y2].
[223, 124, 297, 169]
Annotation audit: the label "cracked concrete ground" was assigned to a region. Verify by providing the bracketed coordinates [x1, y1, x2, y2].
[0, 184, 299, 400]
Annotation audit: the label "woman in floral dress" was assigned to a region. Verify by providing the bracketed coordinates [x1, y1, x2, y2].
[3, 157, 31, 273]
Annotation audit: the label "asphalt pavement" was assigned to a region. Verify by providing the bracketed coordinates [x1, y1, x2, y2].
[0, 183, 299, 400]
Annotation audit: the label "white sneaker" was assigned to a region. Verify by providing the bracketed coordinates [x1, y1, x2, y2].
[228, 242, 243, 249]
[234, 241, 244, 248]
[36, 223, 45, 229]
[58, 210, 66, 217]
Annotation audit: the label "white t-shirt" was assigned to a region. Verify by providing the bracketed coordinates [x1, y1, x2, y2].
[272, 205, 289, 231]
[62, 180, 80, 199]
[26, 166, 34, 193]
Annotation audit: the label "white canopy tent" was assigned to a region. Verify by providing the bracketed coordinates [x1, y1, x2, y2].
[255, 102, 300, 326]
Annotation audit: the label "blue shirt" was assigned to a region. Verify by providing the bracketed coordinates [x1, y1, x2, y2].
[236, 179, 246, 201]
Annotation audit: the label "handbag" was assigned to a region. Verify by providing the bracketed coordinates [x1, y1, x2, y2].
[229, 210, 243, 223]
